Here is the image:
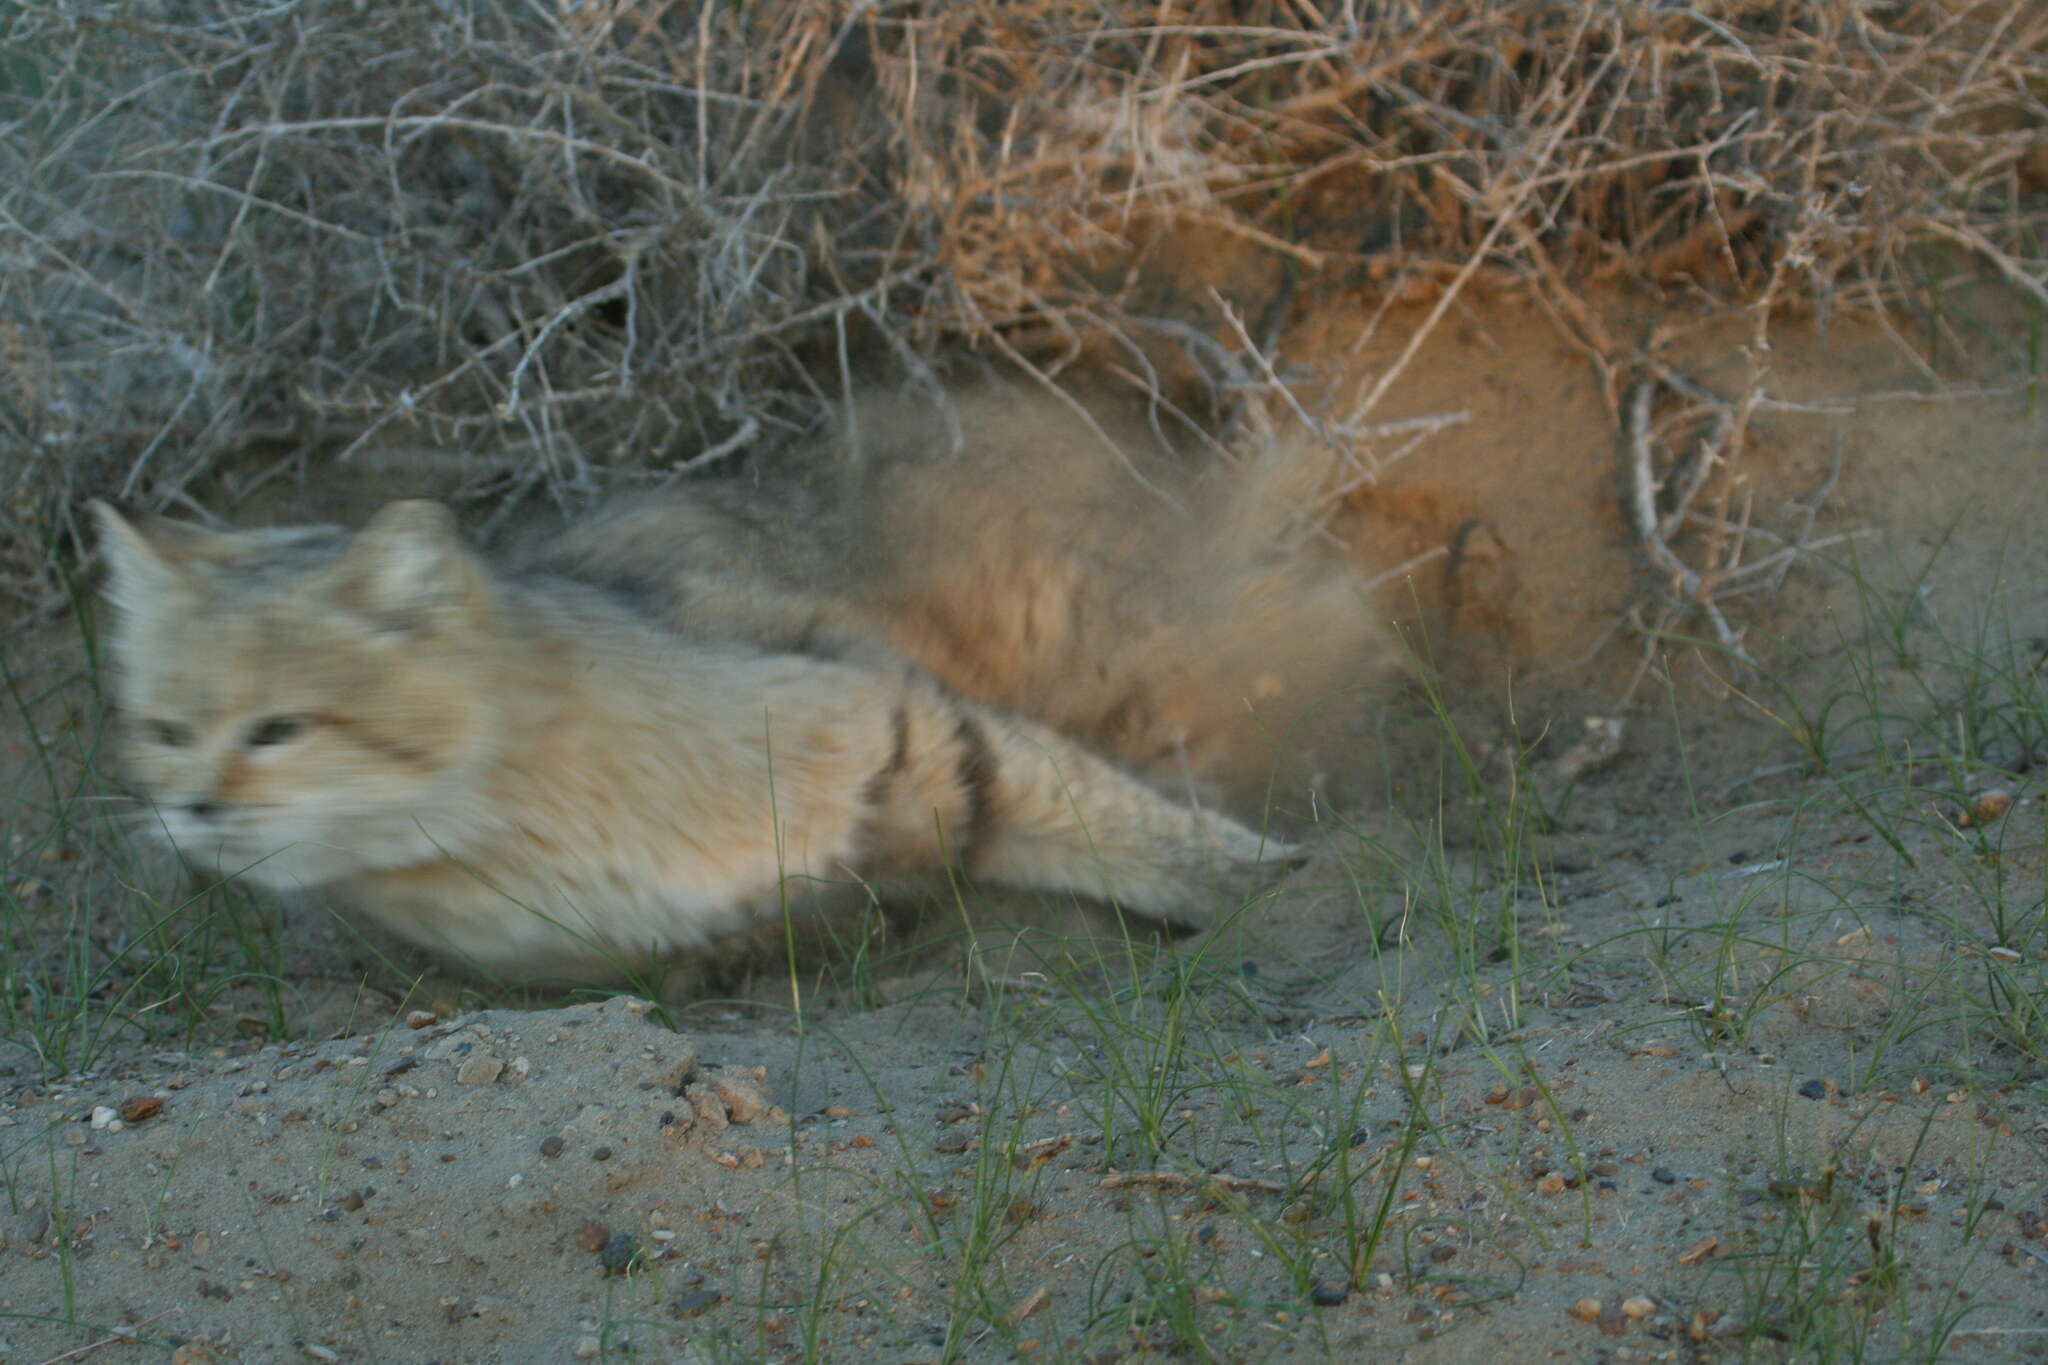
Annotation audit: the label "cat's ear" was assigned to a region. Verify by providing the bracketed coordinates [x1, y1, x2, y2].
[328, 500, 486, 631]
[91, 500, 209, 614]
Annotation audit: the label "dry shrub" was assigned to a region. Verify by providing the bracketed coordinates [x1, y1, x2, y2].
[1, 0, 2043, 616]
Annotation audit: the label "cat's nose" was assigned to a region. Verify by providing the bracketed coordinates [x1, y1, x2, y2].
[185, 800, 221, 822]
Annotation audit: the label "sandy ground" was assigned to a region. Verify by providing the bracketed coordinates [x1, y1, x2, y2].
[2, 292, 2046, 1363]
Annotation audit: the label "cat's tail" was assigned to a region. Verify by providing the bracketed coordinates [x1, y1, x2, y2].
[863, 684, 1297, 925]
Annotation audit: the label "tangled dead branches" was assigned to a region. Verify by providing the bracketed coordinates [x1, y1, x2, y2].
[1, 0, 2041, 618]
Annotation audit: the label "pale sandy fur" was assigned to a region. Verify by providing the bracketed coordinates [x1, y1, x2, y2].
[93, 497, 1293, 979]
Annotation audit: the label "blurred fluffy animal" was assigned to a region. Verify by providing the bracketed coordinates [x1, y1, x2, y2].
[542, 387, 1389, 807]
[93, 386, 1388, 979]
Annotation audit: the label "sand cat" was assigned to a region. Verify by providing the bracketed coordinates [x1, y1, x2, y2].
[92, 507, 1294, 980]
[93, 389, 1387, 980]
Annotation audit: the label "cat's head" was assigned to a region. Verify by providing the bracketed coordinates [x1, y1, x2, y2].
[93, 500, 502, 887]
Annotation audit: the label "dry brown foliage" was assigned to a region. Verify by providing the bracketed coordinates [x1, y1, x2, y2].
[2, 0, 2043, 616]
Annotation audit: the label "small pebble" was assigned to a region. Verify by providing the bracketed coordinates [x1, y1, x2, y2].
[684, 1084, 730, 1132]
[673, 1288, 723, 1318]
[572, 1336, 601, 1360]
[1309, 1281, 1349, 1306]
[89, 1105, 117, 1130]
[1796, 1079, 1828, 1100]
[1959, 790, 2013, 827]
[1623, 1295, 1656, 1320]
[1651, 1167, 1676, 1184]
[708, 1071, 786, 1125]
[455, 1055, 504, 1087]
[598, 1232, 641, 1274]
[539, 1136, 565, 1158]
[1569, 1298, 1602, 1323]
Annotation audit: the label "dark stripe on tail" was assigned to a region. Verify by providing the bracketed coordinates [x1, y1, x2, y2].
[951, 712, 998, 866]
[862, 704, 912, 809]
[791, 609, 826, 657]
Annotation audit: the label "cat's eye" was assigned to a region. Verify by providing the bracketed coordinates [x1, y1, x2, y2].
[247, 715, 307, 748]
[143, 719, 193, 748]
